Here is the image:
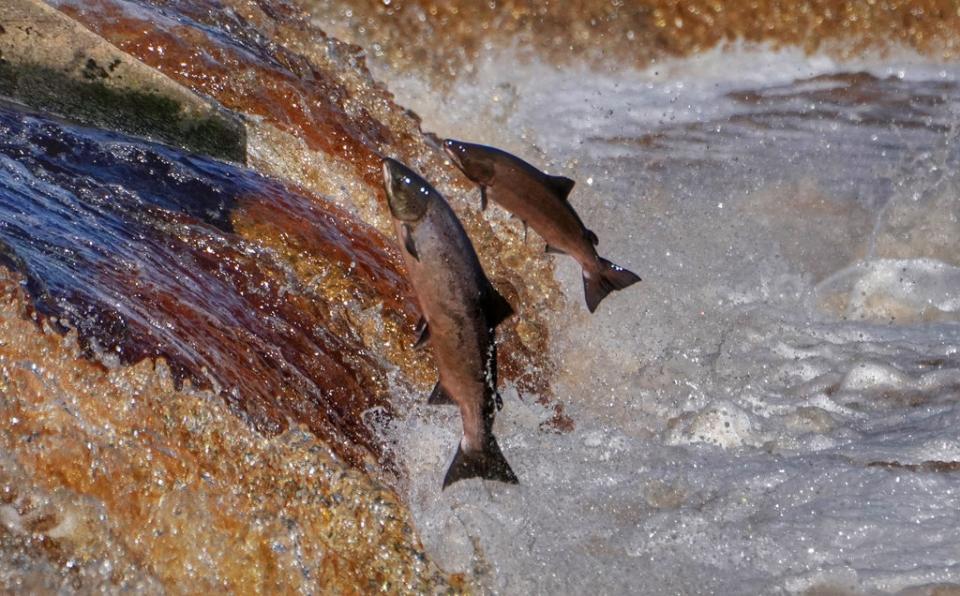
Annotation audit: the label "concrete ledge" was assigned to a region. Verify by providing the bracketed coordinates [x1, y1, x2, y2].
[0, 0, 245, 162]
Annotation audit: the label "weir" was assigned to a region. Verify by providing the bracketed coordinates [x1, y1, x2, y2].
[0, 0, 959, 592]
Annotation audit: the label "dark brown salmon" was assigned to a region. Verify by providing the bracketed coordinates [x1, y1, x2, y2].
[443, 139, 641, 313]
[381, 157, 518, 488]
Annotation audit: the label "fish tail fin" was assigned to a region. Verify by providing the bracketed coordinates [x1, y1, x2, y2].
[442, 437, 518, 489]
[583, 257, 641, 313]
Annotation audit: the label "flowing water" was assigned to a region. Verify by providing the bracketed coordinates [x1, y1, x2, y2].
[306, 10, 960, 593]
[1, 0, 959, 592]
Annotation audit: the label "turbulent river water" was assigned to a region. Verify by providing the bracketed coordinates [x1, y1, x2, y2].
[367, 49, 960, 592]
[1, 0, 959, 593]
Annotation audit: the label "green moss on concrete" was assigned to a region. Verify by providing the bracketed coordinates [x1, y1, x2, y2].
[0, 58, 245, 163]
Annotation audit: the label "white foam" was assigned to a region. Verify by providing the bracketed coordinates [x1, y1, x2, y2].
[849, 259, 960, 322]
[370, 44, 960, 593]
[841, 361, 913, 391]
[665, 401, 761, 449]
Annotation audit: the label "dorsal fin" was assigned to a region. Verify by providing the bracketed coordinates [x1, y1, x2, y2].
[483, 284, 514, 329]
[546, 175, 575, 200]
[585, 229, 599, 246]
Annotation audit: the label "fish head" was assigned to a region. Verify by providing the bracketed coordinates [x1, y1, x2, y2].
[382, 157, 430, 222]
[443, 139, 495, 186]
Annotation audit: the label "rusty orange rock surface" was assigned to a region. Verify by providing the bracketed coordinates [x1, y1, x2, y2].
[0, 270, 467, 592]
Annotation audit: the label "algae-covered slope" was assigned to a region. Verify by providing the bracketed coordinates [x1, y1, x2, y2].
[0, 32, 474, 593]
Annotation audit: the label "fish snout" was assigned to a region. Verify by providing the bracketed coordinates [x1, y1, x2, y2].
[381, 156, 408, 188]
[443, 139, 466, 169]
[381, 157, 429, 222]
[381, 158, 397, 196]
[442, 139, 494, 185]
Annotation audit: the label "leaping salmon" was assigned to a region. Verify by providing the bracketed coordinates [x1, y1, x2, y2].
[443, 139, 641, 313]
[381, 157, 518, 488]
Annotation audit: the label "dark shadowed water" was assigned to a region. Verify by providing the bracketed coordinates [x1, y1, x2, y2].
[0, 100, 417, 477]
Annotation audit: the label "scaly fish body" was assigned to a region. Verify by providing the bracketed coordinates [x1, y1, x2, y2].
[480, 148, 597, 269]
[390, 211, 491, 454]
[382, 157, 517, 488]
[444, 139, 641, 312]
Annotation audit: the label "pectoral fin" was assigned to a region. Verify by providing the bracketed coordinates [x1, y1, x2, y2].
[428, 382, 455, 406]
[402, 224, 419, 261]
[545, 245, 566, 255]
[413, 316, 430, 350]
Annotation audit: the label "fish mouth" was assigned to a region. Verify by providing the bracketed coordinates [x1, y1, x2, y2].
[381, 158, 403, 220]
[442, 139, 466, 171]
[381, 158, 397, 198]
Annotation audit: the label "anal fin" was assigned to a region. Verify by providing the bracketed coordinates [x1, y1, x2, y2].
[483, 284, 515, 328]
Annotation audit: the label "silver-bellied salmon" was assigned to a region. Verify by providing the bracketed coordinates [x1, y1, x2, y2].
[443, 139, 641, 313]
[381, 157, 518, 488]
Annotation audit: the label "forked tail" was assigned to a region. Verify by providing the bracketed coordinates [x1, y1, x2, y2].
[442, 435, 519, 489]
[583, 257, 641, 313]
